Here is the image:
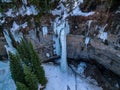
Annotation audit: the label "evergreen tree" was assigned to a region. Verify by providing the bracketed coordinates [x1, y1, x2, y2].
[16, 39, 31, 66]
[16, 82, 29, 90]
[13, 39, 47, 86]
[28, 41, 47, 85]
[9, 52, 25, 83]
[17, 39, 47, 86]
[24, 65, 38, 90]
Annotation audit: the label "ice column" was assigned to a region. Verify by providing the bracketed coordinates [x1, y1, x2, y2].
[60, 20, 69, 72]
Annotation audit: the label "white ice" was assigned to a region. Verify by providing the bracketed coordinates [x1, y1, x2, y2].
[87, 20, 92, 30]
[43, 64, 103, 90]
[52, 0, 94, 19]
[85, 37, 90, 45]
[98, 25, 108, 41]
[60, 20, 69, 72]
[0, 61, 16, 90]
[0, 18, 5, 25]
[5, 9, 14, 17]
[60, 29, 68, 72]
[25, 5, 38, 16]
[99, 32, 108, 41]
[53, 18, 61, 55]
[5, 5, 38, 17]
[53, 19, 69, 71]
[11, 21, 23, 42]
[22, 0, 27, 5]
[46, 53, 50, 58]
[77, 62, 87, 75]
[71, 6, 94, 16]
[3, 30, 13, 48]
[3, 30, 16, 54]
[42, 26, 48, 36]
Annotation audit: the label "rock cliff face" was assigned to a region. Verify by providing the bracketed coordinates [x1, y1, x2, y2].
[67, 34, 120, 76]
[0, 37, 7, 60]
[66, 0, 120, 76]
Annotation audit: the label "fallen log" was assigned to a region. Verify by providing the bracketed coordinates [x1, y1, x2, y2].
[42, 56, 60, 63]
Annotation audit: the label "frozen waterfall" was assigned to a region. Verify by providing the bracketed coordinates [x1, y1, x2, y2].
[53, 19, 69, 72]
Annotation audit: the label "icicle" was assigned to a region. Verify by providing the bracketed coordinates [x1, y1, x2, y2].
[77, 62, 86, 74]
[60, 20, 69, 72]
[85, 37, 90, 46]
[60, 28, 68, 72]
[53, 35, 61, 55]
[53, 19, 69, 72]
[99, 32, 108, 42]
[98, 24, 108, 41]
[42, 26, 48, 36]
[87, 20, 92, 30]
[11, 21, 23, 42]
[3, 30, 16, 54]
[3, 30, 13, 48]
[53, 18, 61, 56]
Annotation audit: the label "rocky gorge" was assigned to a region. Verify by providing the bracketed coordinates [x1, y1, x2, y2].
[0, 0, 120, 90]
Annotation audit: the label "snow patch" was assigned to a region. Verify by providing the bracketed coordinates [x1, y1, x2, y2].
[52, 0, 94, 19]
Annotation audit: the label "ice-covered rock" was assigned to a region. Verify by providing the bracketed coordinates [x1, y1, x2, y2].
[85, 37, 90, 45]
[42, 26, 48, 36]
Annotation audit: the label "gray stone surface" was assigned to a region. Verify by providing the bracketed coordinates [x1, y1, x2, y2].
[67, 34, 120, 76]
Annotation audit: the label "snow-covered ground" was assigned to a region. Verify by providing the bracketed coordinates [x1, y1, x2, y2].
[0, 61, 102, 90]
[43, 64, 103, 90]
[0, 61, 16, 90]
